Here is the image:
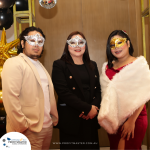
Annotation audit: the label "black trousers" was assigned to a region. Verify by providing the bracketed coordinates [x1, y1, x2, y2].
[59, 119, 99, 150]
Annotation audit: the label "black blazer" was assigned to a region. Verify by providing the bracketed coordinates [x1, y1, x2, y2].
[52, 59, 101, 135]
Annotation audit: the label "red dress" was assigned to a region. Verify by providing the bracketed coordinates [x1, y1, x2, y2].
[106, 64, 148, 150]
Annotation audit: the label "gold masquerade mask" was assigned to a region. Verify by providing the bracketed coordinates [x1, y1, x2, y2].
[110, 38, 127, 49]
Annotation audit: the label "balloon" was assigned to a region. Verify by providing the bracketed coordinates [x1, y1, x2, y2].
[0, 0, 15, 9]
[0, 29, 19, 118]
[39, 0, 57, 9]
[16, 0, 28, 11]
[0, 9, 13, 30]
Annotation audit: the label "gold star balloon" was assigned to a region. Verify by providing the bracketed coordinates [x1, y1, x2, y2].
[0, 28, 20, 66]
[0, 28, 20, 116]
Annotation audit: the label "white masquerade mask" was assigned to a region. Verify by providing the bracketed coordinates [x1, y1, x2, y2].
[24, 33, 45, 47]
[67, 36, 86, 48]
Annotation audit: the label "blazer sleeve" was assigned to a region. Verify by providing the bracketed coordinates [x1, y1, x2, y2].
[52, 60, 92, 115]
[90, 62, 101, 108]
[1, 58, 29, 132]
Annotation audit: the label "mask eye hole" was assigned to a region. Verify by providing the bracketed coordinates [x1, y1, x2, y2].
[110, 44, 115, 47]
[79, 41, 84, 44]
[117, 41, 122, 44]
[38, 40, 43, 44]
[70, 42, 75, 44]
[29, 39, 35, 42]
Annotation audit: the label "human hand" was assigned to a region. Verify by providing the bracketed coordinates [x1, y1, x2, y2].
[87, 105, 98, 119]
[79, 113, 90, 120]
[121, 119, 135, 140]
[82, 115, 90, 120]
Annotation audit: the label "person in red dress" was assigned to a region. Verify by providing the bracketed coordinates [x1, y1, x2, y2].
[98, 30, 150, 149]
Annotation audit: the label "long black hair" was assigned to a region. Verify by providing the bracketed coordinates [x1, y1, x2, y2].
[17, 26, 45, 57]
[106, 30, 134, 68]
[61, 31, 94, 69]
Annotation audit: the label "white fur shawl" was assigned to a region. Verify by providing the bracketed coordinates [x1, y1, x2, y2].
[98, 56, 150, 134]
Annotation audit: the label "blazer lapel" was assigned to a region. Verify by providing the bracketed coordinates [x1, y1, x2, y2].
[19, 53, 42, 87]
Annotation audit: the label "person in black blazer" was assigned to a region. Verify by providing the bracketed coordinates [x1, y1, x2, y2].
[52, 31, 101, 150]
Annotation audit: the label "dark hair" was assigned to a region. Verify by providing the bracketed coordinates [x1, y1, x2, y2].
[17, 26, 46, 57]
[106, 30, 134, 68]
[61, 31, 94, 69]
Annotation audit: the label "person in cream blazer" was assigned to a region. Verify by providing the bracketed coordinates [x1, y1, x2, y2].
[1, 26, 58, 150]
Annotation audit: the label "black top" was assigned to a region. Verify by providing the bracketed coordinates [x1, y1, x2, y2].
[75, 64, 90, 103]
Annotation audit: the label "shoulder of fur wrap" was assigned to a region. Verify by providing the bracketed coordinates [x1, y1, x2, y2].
[98, 56, 150, 134]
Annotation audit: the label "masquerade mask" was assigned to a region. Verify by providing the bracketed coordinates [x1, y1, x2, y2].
[110, 38, 127, 49]
[24, 33, 45, 47]
[67, 36, 86, 48]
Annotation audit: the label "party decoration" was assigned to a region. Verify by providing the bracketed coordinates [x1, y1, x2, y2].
[0, 28, 19, 116]
[0, 28, 19, 66]
[0, 8, 13, 30]
[0, 0, 15, 9]
[16, 0, 28, 11]
[39, 0, 57, 9]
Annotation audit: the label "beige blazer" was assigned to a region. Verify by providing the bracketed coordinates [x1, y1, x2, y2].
[1, 53, 58, 133]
